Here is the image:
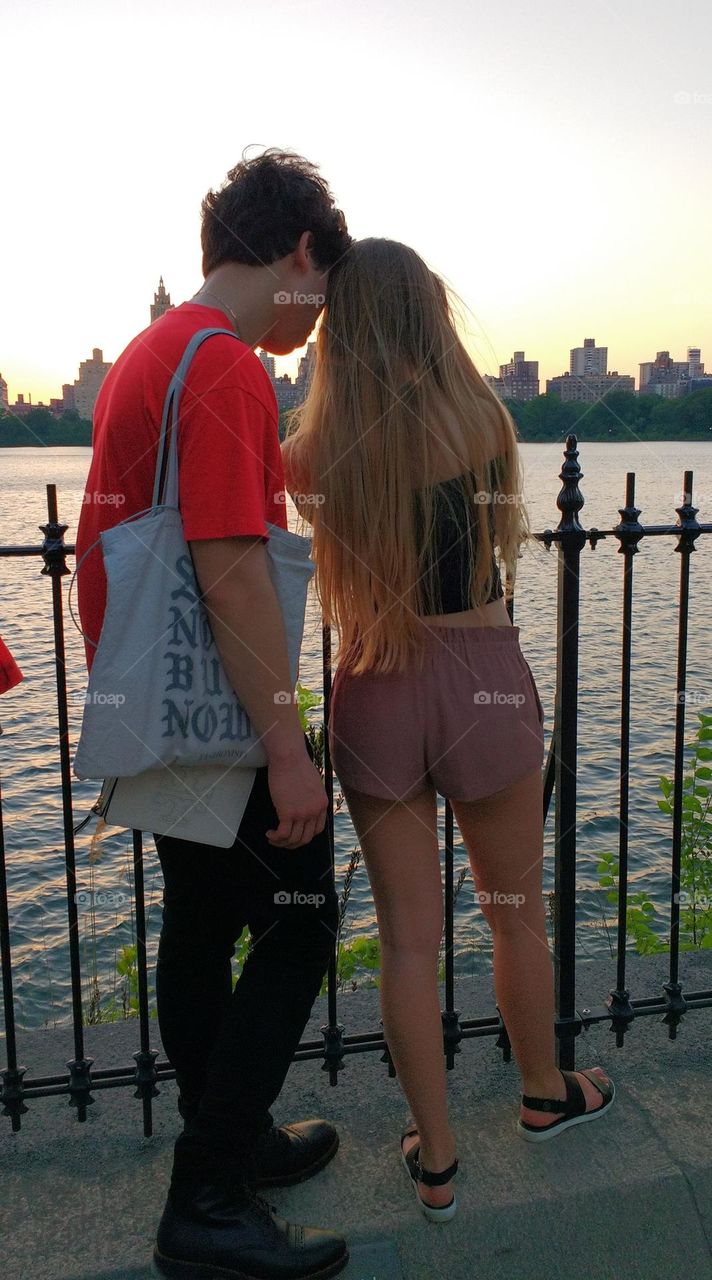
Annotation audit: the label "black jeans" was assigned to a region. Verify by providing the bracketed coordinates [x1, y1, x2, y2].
[153, 742, 338, 1186]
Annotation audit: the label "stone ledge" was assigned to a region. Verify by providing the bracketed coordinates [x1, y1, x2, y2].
[2, 954, 711, 1279]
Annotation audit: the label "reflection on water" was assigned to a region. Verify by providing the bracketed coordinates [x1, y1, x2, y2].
[0, 442, 710, 1028]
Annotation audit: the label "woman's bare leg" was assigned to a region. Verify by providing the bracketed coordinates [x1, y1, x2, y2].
[451, 766, 610, 1125]
[342, 783, 457, 1206]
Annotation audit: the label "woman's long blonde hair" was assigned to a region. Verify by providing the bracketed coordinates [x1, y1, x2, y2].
[285, 238, 531, 675]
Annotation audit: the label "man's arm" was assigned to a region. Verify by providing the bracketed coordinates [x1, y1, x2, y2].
[189, 534, 328, 849]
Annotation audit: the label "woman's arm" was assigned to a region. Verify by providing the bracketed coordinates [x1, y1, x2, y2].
[281, 436, 318, 526]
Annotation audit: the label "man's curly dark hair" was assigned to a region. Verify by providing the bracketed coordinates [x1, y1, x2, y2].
[200, 147, 351, 276]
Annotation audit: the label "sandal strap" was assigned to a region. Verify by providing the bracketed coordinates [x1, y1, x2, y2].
[578, 1068, 613, 1103]
[416, 1156, 459, 1187]
[401, 1132, 459, 1187]
[521, 1068, 586, 1117]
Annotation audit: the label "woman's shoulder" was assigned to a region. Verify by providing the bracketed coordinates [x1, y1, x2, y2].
[281, 434, 306, 483]
[280, 435, 318, 523]
[412, 397, 506, 486]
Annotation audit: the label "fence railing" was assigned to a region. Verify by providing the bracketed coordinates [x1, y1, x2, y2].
[1, 433, 711, 1137]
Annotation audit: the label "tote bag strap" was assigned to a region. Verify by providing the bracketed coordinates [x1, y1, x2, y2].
[69, 325, 239, 644]
[152, 326, 239, 509]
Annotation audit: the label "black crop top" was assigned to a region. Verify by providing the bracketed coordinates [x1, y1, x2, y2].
[413, 470, 504, 615]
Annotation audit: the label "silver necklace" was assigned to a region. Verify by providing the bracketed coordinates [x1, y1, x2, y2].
[195, 289, 242, 338]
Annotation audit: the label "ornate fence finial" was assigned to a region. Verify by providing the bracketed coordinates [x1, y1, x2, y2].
[614, 472, 644, 559]
[556, 434, 585, 533]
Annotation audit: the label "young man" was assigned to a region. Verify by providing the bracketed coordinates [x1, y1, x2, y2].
[75, 149, 351, 1280]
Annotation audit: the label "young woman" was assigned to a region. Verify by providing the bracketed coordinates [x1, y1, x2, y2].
[281, 239, 614, 1222]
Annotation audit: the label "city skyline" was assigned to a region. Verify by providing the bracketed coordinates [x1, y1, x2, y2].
[2, 1, 710, 410]
[0, 278, 706, 419]
[1, 274, 708, 408]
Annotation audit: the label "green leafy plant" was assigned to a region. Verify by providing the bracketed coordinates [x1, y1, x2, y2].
[85, 943, 158, 1022]
[295, 680, 323, 730]
[320, 844, 382, 993]
[296, 680, 325, 771]
[596, 850, 663, 955]
[231, 926, 253, 987]
[328, 934, 382, 991]
[595, 710, 712, 953]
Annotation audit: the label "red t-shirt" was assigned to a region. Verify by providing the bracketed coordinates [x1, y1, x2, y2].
[75, 302, 288, 672]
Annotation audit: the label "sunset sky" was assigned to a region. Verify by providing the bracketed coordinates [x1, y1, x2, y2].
[2, 0, 710, 404]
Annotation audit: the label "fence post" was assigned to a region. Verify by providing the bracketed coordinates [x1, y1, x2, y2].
[664, 470, 702, 1035]
[41, 484, 95, 1119]
[553, 436, 587, 1070]
[606, 473, 643, 1044]
[320, 622, 345, 1082]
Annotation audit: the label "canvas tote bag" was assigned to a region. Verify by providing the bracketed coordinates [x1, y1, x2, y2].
[71, 327, 315, 781]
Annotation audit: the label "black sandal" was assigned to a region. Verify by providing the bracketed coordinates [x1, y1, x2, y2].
[517, 1067, 615, 1143]
[400, 1127, 459, 1222]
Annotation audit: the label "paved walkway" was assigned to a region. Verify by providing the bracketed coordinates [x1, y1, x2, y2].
[2, 954, 712, 1280]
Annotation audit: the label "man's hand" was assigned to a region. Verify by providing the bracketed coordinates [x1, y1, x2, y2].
[266, 748, 329, 848]
[189, 534, 329, 848]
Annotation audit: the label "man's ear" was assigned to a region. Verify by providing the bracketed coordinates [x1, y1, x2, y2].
[294, 229, 315, 273]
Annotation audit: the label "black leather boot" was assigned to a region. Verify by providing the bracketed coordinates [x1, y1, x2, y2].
[252, 1120, 339, 1188]
[153, 1175, 349, 1280]
[177, 1108, 340, 1190]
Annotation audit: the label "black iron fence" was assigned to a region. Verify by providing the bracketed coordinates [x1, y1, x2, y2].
[1, 433, 711, 1137]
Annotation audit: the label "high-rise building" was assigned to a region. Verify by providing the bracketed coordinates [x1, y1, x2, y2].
[0, 372, 8, 411]
[272, 374, 301, 411]
[638, 348, 707, 398]
[687, 345, 712, 394]
[9, 393, 32, 418]
[497, 351, 539, 401]
[258, 343, 314, 411]
[258, 350, 276, 380]
[151, 276, 174, 323]
[73, 348, 112, 420]
[547, 371, 635, 402]
[570, 338, 607, 378]
[295, 342, 316, 394]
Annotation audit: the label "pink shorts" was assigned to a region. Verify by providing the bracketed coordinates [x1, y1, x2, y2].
[328, 623, 545, 803]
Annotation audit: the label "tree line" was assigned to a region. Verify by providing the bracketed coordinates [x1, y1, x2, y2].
[505, 386, 712, 442]
[1, 387, 710, 447]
